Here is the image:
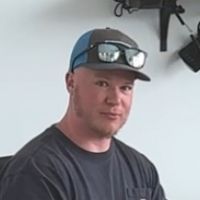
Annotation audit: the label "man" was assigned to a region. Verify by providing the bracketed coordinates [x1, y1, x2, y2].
[0, 28, 167, 200]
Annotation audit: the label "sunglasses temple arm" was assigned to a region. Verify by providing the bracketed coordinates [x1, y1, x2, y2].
[71, 46, 96, 72]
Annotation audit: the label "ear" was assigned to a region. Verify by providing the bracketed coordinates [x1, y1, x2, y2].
[65, 72, 74, 93]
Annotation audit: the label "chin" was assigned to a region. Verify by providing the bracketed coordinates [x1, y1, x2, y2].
[90, 119, 124, 138]
[95, 125, 120, 138]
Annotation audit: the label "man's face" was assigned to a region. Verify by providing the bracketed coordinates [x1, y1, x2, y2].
[68, 68, 135, 138]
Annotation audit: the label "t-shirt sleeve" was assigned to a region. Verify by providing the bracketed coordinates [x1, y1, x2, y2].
[148, 161, 167, 200]
[0, 172, 64, 200]
[0, 158, 71, 200]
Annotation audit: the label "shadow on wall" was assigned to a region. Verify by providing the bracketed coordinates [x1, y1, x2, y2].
[33, 0, 115, 23]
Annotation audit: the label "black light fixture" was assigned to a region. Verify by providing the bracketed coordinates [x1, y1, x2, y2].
[159, 0, 185, 51]
[179, 22, 200, 72]
[113, 0, 163, 17]
[113, 0, 200, 72]
[161, 1, 200, 72]
[113, 0, 186, 51]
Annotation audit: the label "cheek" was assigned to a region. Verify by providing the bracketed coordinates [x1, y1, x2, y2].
[79, 87, 104, 106]
[123, 95, 133, 113]
[86, 86, 105, 100]
[89, 92, 104, 106]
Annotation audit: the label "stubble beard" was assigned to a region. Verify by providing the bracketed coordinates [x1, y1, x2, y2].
[72, 87, 126, 138]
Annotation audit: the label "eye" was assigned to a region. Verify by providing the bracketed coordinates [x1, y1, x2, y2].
[95, 80, 109, 87]
[120, 85, 133, 92]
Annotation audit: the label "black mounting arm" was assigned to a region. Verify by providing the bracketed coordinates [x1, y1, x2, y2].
[160, 0, 185, 51]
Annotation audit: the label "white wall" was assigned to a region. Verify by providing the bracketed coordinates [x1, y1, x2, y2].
[0, 0, 200, 199]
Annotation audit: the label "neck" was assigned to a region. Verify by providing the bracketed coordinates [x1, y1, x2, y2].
[56, 112, 112, 153]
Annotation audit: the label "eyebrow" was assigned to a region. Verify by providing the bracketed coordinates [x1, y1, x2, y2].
[93, 73, 135, 84]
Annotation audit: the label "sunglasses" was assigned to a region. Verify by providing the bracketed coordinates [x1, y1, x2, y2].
[71, 41, 147, 72]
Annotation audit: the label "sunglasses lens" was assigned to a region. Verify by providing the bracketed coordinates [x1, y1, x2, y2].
[125, 49, 146, 68]
[98, 44, 120, 62]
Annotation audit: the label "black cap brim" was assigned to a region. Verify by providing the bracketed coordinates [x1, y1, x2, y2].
[82, 63, 151, 81]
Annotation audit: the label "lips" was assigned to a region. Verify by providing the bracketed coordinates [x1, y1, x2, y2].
[100, 112, 121, 119]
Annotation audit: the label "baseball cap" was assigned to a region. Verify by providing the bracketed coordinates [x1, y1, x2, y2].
[69, 28, 151, 81]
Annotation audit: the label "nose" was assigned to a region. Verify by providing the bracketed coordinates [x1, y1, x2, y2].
[105, 87, 121, 106]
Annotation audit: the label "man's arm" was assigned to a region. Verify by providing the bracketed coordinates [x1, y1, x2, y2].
[0, 172, 64, 200]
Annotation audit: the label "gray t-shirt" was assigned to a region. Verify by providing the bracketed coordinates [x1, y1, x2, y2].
[0, 125, 166, 200]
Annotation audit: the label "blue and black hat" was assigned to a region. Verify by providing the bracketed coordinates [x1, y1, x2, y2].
[69, 28, 150, 81]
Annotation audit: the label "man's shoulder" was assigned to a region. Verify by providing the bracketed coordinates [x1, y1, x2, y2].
[0, 126, 73, 199]
[1, 125, 64, 178]
[15, 125, 61, 158]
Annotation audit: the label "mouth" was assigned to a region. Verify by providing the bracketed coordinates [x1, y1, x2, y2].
[100, 112, 121, 120]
